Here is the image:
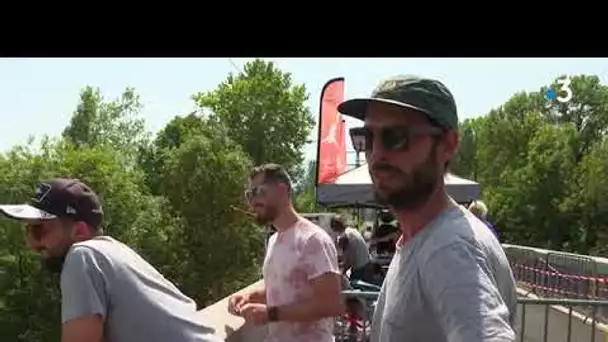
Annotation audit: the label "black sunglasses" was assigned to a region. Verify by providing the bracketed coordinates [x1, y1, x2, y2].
[350, 125, 443, 152]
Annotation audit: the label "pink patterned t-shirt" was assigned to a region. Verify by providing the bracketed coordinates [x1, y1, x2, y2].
[263, 217, 340, 342]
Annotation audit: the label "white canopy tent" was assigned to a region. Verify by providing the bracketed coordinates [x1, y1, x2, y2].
[316, 163, 481, 206]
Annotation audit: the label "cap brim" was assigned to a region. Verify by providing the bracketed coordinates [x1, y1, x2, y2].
[337, 98, 429, 121]
[0, 204, 56, 220]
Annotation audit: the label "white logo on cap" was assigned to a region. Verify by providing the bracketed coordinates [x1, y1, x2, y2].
[40, 211, 55, 219]
[66, 205, 76, 214]
[33, 183, 52, 203]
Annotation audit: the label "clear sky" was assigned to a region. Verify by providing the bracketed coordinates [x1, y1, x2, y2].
[1, 58, 606, 164]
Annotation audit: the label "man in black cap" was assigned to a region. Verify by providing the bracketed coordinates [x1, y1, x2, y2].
[0, 178, 220, 342]
[339, 75, 517, 342]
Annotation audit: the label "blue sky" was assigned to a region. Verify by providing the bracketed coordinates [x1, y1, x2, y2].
[1, 58, 606, 164]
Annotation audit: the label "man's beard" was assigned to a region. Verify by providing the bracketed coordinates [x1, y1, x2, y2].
[41, 245, 71, 274]
[373, 149, 442, 210]
[254, 205, 279, 226]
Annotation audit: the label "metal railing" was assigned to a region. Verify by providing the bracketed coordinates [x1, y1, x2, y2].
[331, 245, 608, 341]
[504, 244, 608, 322]
[336, 291, 377, 342]
[336, 291, 608, 342]
[517, 297, 608, 342]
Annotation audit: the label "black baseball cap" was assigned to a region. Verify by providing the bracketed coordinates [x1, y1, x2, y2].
[337, 75, 459, 130]
[0, 178, 104, 228]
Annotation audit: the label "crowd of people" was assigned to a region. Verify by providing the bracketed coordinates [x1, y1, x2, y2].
[0, 74, 518, 342]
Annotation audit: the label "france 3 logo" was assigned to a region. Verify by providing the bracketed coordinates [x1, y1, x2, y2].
[546, 77, 573, 103]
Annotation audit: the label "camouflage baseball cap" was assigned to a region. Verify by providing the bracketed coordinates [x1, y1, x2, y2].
[337, 75, 459, 130]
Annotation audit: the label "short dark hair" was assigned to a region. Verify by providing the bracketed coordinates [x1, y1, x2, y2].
[250, 163, 293, 193]
[330, 214, 346, 230]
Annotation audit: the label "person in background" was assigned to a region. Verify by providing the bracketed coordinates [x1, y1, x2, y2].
[370, 209, 400, 258]
[228, 163, 343, 342]
[330, 214, 375, 284]
[339, 75, 517, 342]
[468, 200, 500, 241]
[0, 178, 221, 342]
[363, 224, 373, 242]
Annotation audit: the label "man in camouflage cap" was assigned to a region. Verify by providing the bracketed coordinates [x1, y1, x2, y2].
[339, 75, 517, 342]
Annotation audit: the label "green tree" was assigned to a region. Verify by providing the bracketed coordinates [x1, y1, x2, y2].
[540, 75, 608, 160]
[139, 112, 207, 195]
[474, 93, 547, 189]
[469, 74, 608, 254]
[62, 86, 150, 163]
[566, 138, 608, 254]
[157, 124, 263, 304]
[488, 124, 578, 247]
[192, 59, 315, 179]
[294, 160, 321, 213]
[450, 118, 480, 179]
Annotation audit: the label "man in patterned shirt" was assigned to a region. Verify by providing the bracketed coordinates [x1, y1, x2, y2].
[228, 163, 344, 342]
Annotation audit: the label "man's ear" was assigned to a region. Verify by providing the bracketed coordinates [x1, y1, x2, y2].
[71, 221, 92, 240]
[277, 182, 291, 197]
[441, 130, 460, 163]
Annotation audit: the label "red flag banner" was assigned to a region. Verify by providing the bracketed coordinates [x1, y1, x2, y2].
[316, 77, 346, 185]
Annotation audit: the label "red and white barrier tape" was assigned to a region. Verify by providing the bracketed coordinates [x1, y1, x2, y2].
[512, 263, 608, 283]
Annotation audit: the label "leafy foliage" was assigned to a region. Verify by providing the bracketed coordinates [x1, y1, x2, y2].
[451, 74, 608, 254]
[193, 59, 315, 180]
[294, 160, 322, 213]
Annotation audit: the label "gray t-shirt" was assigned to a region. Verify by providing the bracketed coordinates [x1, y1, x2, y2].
[60, 236, 221, 342]
[339, 227, 371, 269]
[370, 205, 518, 342]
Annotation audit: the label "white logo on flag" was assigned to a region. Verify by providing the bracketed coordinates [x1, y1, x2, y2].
[321, 122, 338, 145]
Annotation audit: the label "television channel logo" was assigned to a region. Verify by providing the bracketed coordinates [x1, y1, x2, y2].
[546, 77, 573, 103]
